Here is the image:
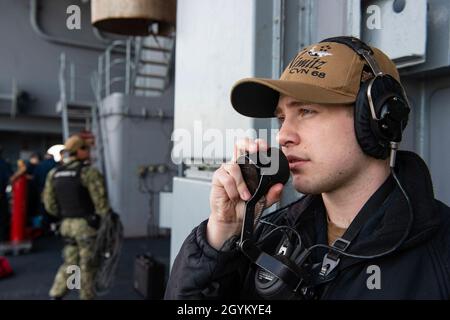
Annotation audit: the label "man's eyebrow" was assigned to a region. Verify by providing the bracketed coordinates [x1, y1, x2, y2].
[274, 101, 310, 115]
[287, 100, 304, 107]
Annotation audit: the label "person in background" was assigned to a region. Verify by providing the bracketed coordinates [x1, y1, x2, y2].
[33, 152, 57, 233]
[9, 159, 30, 184]
[43, 135, 111, 300]
[0, 146, 13, 242]
[25, 153, 41, 229]
[9, 159, 30, 244]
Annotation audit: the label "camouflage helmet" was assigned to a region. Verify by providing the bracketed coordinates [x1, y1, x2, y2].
[64, 135, 87, 153]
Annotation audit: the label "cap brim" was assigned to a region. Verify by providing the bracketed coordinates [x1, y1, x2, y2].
[231, 78, 356, 118]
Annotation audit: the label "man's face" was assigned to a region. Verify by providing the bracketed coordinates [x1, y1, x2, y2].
[30, 156, 39, 165]
[76, 145, 90, 161]
[275, 94, 369, 194]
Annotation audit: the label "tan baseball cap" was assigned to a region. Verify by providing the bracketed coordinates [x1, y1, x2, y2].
[64, 135, 87, 153]
[231, 40, 400, 118]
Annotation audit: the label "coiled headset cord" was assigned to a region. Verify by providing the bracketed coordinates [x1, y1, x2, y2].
[257, 167, 413, 260]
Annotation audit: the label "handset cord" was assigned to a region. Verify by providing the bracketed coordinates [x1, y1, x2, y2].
[257, 167, 413, 260]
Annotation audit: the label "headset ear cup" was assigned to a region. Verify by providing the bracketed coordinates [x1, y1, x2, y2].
[254, 254, 301, 300]
[371, 76, 410, 142]
[354, 79, 390, 159]
[254, 268, 287, 300]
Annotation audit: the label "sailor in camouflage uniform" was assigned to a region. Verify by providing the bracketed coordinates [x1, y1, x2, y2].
[43, 135, 110, 300]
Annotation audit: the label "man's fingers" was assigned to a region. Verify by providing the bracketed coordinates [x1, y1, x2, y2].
[254, 139, 268, 151]
[232, 138, 251, 162]
[223, 163, 251, 201]
[213, 166, 252, 202]
[215, 169, 241, 201]
[232, 138, 269, 162]
[265, 183, 283, 207]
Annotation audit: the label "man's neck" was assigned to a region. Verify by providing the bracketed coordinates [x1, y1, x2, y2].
[322, 163, 390, 229]
[63, 157, 79, 164]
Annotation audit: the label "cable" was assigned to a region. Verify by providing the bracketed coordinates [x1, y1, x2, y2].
[258, 168, 413, 261]
[256, 222, 303, 249]
[138, 173, 170, 240]
[146, 190, 159, 239]
[93, 212, 124, 296]
[259, 194, 307, 222]
[305, 167, 413, 259]
[308, 168, 413, 260]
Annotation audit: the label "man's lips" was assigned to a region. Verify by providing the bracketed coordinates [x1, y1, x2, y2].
[287, 155, 310, 170]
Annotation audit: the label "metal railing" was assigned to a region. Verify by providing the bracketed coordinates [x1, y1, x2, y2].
[58, 35, 175, 140]
[58, 53, 98, 140]
[58, 53, 69, 141]
[97, 39, 135, 98]
[96, 35, 175, 99]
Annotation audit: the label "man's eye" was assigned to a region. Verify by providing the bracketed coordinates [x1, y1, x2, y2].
[299, 108, 316, 117]
[277, 117, 285, 125]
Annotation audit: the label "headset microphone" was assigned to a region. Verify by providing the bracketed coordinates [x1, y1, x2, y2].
[237, 147, 290, 243]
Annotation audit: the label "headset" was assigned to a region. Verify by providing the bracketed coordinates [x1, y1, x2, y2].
[237, 36, 412, 300]
[322, 37, 411, 166]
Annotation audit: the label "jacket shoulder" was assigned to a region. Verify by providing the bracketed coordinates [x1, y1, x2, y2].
[434, 200, 450, 235]
[81, 165, 103, 180]
[165, 220, 247, 299]
[47, 167, 58, 179]
[430, 200, 450, 289]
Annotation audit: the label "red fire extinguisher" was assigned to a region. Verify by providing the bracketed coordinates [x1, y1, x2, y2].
[10, 174, 28, 243]
[0, 256, 13, 279]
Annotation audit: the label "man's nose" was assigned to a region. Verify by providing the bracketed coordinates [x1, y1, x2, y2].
[277, 120, 300, 147]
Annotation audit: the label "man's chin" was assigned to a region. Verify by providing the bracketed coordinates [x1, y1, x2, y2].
[291, 175, 323, 195]
[292, 177, 313, 194]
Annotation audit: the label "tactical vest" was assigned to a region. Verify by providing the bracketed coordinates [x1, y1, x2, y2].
[52, 161, 95, 218]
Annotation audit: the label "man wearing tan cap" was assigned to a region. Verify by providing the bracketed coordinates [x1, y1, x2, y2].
[165, 37, 450, 300]
[43, 134, 110, 300]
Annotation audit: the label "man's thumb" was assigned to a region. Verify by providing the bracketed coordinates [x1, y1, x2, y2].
[265, 183, 283, 207]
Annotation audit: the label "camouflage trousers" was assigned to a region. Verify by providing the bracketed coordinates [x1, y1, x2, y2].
[49, 218, 98, 300]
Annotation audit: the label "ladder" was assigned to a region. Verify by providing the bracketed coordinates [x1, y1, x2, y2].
[57, 53, 95, 141]
[132, 35, 175, 97]
[95, 34, 175, 101]
[56, 35, 175, 170]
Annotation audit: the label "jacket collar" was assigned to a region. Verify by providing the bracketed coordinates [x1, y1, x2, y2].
[286, 151, 441, 264]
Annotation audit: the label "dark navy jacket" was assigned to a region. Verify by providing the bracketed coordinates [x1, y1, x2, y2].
[165, 152, 450, 300]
